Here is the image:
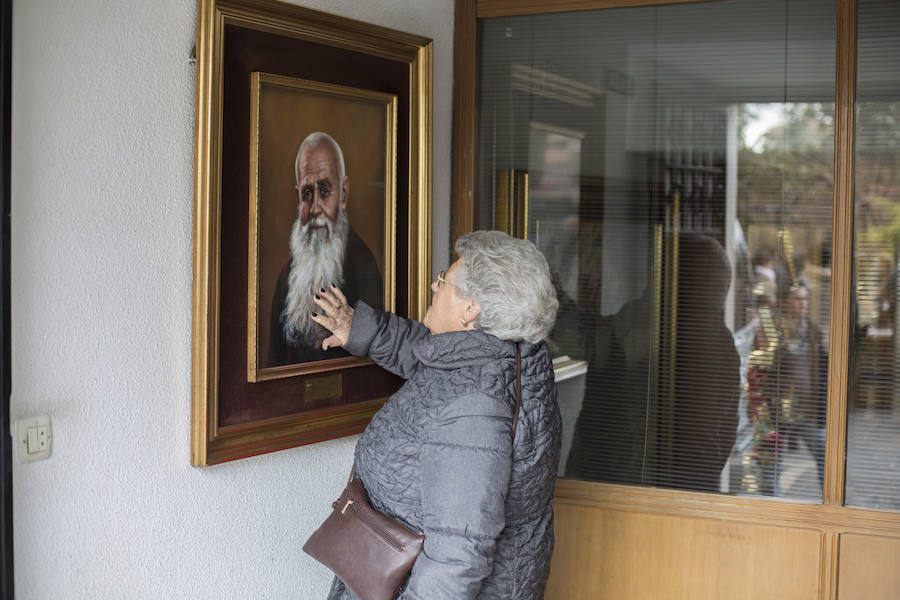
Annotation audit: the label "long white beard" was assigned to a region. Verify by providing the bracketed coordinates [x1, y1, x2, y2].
[282, 210, 349, 345]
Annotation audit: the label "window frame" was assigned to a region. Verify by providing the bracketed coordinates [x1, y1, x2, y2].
[451, 0, 900, 530]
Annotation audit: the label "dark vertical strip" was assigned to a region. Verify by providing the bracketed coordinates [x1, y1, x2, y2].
[0, 0, 12, 595]
[451, 0, 478, 249]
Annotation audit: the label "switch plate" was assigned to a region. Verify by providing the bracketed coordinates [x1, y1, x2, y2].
[17, 416, 51, 463]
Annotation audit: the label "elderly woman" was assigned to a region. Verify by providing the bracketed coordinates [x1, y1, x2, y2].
[312, 230, 561, 599]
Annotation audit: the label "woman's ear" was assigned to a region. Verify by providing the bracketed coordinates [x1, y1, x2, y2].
[464, 298, 482, 325]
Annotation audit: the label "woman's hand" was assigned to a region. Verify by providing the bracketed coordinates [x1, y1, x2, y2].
[311, 284, 354, 350]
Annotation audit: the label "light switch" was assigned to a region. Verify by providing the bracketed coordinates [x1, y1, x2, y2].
[17, 416, 52, 463]
[26, 427, 39, 453]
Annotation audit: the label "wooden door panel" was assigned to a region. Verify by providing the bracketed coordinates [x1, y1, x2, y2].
[546, 498, 822, 599]
[837, 534, 900, 600]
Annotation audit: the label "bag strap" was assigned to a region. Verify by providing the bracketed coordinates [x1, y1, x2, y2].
[512, 343, 521, 440]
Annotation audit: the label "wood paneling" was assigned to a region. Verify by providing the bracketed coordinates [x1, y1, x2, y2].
[549, 481, 900, 598]
[837, 534, 900, 600]
[547, 499, 822, 599]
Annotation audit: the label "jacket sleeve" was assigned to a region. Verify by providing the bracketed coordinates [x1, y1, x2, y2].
[344, 301, 431, 379]
[401, 392, 514, 599]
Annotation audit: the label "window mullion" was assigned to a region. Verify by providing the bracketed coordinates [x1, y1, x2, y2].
[824, 0, 857, 507]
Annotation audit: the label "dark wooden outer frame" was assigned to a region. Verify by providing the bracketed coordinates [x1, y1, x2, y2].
[192, 0, 432, 466]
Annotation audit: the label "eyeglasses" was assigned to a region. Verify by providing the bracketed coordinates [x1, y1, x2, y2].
[436, 270, 449, 288]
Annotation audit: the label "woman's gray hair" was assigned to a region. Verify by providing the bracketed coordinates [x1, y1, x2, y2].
[453, 231, 559, 344]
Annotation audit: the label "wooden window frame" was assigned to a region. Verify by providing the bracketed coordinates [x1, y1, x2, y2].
[452, 1, 899, 595]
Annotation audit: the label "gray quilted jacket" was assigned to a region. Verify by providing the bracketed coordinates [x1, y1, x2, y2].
[326, 302, 561, 600]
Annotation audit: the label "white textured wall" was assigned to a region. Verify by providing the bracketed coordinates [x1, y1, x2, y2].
[10, 0, 452, 598]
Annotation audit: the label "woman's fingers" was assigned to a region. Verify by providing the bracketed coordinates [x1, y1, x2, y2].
[329, 283, 349, 307]
[321, 334, 341, 351]
[313, 285, 340, 314]
[310, 311, 347, 348]
[309, 304, 343, 332]
[311, 285, 353, 349]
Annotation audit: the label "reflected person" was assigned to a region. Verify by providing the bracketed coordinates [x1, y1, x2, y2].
[779, 282, 827, 490]
[566, 233, 740, 493]
[746, 281, 827, 495]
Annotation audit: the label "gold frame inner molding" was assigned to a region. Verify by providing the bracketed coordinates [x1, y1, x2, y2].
[246, 72, 398, 383]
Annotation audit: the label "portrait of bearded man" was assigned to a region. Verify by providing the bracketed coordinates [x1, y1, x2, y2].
[268, 131, 383, 367]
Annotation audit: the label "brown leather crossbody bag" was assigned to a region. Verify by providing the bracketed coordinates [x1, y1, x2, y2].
[303, 345, 522, 600]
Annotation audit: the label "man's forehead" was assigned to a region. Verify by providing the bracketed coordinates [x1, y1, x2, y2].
[298, 167, 337, 184]
[298, 146, 339, 180]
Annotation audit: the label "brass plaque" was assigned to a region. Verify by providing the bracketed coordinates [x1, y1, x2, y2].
[305, 373, 342, 404]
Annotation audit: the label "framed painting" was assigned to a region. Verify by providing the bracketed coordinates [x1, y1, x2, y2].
[247, 73, 397, 382]
[191, 0, 432, 466]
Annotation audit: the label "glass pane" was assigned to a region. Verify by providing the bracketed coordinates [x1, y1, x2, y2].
[736, 102, 834, 500]
[478, 0, 835, 499]
[847, 0, 900, 510]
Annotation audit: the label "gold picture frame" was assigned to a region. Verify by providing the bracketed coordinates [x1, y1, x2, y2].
[247, 73, 397, 383]
[192, 0, 432, 466]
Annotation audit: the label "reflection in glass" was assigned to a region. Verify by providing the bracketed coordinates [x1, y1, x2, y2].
[478, 0, 835, 499]
[846, 0, 900, 511]
[731, 103, 833, 501]
[529, 123, 584, 359]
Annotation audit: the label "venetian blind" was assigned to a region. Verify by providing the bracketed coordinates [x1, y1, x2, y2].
[477, 0, 836, 500]
[846, 0, 900, 511]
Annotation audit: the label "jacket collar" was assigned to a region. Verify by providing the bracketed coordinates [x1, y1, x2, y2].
[413, 329, 517, 369]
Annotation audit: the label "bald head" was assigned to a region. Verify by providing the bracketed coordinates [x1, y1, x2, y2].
[295, 132, 346, 185]
[294, 132, 349, 227]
